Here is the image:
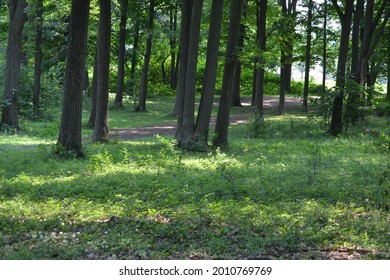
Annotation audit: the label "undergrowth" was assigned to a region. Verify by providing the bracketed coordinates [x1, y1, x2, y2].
[0, 97, 389, 260]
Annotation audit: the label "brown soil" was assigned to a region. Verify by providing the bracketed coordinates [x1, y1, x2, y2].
[112, 96, 302, 141]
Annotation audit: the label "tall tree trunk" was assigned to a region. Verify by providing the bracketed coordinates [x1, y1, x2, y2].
[177, 0, 203, 149]
[214, 0, 243, 149]
[173, 0, 193, 121]
[348, 0, 389, 124]
[1, 0, 27, 131]
[136, 0, 154, 112]
[278, 0, 297, 115]
[170, 3, 178, 90]
[350, 0, 364, 76]
[88, 52, 98, 128]
[302, 0, 313, 112]
[321, 0, 328, 103]
[114, 0, 129, 109]
[254, 0, 267, 117]
[328, 0, 354, 136]
[33, 0, 43, 117]
[278, 56, 286, 115]
[57, 0, 90, 157]
[388, 28, 390, 101]
[193, 0, 224, 147]
[92, 0, 111, 142]
[129, 22, 140, 96]
[231, 0, 247, 107]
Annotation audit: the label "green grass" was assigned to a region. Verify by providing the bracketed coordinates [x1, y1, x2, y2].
[0, 95, 389, 259]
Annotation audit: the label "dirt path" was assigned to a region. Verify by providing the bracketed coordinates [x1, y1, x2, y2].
[112, 96, 302, 141]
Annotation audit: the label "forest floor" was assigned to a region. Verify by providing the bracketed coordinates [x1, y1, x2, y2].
[113, 96, 303, 140]
[2, 95, 388, 260]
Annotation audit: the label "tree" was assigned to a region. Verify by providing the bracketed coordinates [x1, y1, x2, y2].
[57, 0, 90, 157]
[347, 0, 390, 124]
[214, 0, 243, 149]
[173, 0, 193, 120]
[231, 0, 248, 107]
[130, 22, 140, 96]
[328, 0, 354, 136]
[113, 0, 129, 109]
[193, 0, 224, 147]
[176, 0, 203, 149]
[1, 0, 27, 131]
[302, 0, 313, 112]
[169, 2, 179, 90]
[136, 0, 155, 112]
[92, 0, 111, 142]
[321, 0, 328, 102]
[254, 0, 268, 117]
[33, 0, 43, 117]
[278, 0, 298, 115]
[88, 52, 98, 128]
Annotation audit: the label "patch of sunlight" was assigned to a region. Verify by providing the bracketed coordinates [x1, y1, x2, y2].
[1, 197, 125, 223]
[0, 135, 50, 147]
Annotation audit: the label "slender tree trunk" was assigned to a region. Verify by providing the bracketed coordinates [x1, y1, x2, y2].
[231, 0, 247, 107]
[321, 0, 328, 103]
[303, 0, 313, 112]
[170, 3, 178, 90]
[350, 0, 364, 76]
[278, 0, 297, 115]
[114, 0, 129, 109]
[88, 52, 98, 128]
[92, 0, 111, 142]
[57, 0, 90, 157]
[136, 0, 155, 112]
[1, 0, 27, 131]
[388, 29, 390, 101]
[178, 0, 203, 149]
[214, 0, 243, 149]
[254, 0, 267, 117]
[129, 22, 140, 96]
[33, 0, 43, 117]
[348, 0, 389, 123]
[278, 56, 286, 115]
[173, 0, 193, 121]
[193, 0, 224, 147]
[328, 0, 354, 136]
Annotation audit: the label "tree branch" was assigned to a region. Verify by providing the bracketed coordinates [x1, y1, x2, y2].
[330, 0, 344, 19]
[368, 7, 390, 60]
[372, 0, 389, 30]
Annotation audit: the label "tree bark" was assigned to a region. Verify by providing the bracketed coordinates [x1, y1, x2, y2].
[348, 0, 390, 124]
[321, 0, 328, 103]
[170, 3, 178, 90]
[57, 0, 90, 157]
[92, 0, 111, 142]
[1, 0, 27, 131]
[302, 0, 313, 112]
[33, 0, 43, 117]
[231, 0, 247, 107]
[88, 52, 98, 128]
[177, 0, 203, 149]
[136, 0, 155, 112]
[328, 0, 354, 136]
[214, 0, 243, 149]
[254, 0, 267, 117]
[114, 0, 129, 109]
[193, 0, 224, 147]
[129, 22, 140, 96]
[278, 0, 297, 115]
[173, 0, 193, 121]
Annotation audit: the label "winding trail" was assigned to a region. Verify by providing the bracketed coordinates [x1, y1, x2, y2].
[112, 96, 303, 141]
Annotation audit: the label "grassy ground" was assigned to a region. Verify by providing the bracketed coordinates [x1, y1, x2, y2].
[0, 95, 389, 259]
